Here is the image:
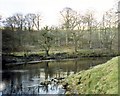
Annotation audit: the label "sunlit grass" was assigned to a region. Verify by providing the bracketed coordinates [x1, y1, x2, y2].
[65, 56, 119, 94]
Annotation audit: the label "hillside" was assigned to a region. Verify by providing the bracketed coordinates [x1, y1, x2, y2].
[64, 56, 119, 94]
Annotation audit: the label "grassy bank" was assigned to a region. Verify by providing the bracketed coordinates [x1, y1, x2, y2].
[64, 56, 119, 94]
[3, 48, 118, 66]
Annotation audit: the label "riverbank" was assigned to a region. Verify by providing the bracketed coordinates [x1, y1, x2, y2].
[2, 49, 118, 65]
[63, 56, 119, 94]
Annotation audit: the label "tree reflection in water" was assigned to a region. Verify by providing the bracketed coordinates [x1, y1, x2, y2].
[2, 57, 110, 94]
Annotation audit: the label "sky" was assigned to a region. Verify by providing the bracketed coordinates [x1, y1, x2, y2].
[0, 0, 118, 27]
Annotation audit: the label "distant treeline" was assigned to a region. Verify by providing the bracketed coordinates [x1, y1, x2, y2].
[1, 7, 118, 56]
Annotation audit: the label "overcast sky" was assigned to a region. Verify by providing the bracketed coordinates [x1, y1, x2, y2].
[0, 0, 118, 26]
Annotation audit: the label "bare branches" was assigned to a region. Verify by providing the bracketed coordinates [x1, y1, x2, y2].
[3, 13, 41, 31]
[60, 7, 78, 30]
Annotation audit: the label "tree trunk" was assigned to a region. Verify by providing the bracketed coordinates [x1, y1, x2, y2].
[73, 33, 78, 52]
[45, 49, 49, 56]
[66, 32, 68, 45]
[74, 40, 77, 52]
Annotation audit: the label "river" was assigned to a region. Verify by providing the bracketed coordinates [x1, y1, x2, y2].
[1, 57, 111, 95]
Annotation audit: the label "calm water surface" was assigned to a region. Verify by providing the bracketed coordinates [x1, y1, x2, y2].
[1, 57, 111, 95]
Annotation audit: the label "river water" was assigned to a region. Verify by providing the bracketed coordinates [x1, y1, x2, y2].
[1, 57, 111, 95]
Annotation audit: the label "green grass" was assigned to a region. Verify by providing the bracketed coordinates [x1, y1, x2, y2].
[64, 56, 119, 94]
[12, 48, 117, 57]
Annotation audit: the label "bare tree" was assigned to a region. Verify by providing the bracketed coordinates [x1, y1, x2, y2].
[83, 10, 97, 49]
[33, 13, 41, 31]
[14, 13, 24, 30]
[100, 9, 117, 50]
[25, 13, 41, 31]
[3, 16, 16, 31]
[3, 13, 25, 31]
[60, 7, 78, 45]
[38, 26, 54, 56]
[25, 13, 36, 31]
[76, 15, 86, 49]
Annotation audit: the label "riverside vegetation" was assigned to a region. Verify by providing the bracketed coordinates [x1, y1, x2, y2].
[63, 56, 119, 94]
[1, 4, 119, 95]
[2, 7, 119, 67]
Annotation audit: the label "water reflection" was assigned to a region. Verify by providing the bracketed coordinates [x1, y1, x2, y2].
[2, 57, 111, 94]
